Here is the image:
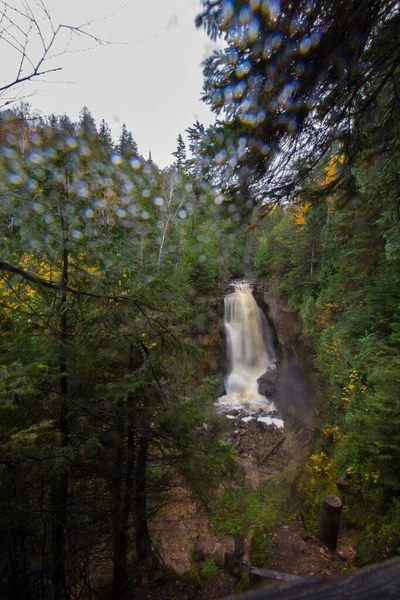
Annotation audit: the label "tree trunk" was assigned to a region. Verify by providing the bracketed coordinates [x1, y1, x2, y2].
[111, 420, 127, 598]
[51, 469, 68, 600]
[134, 431, 153, 562]
[310, 239, 315, 277]
[319, 494, 342, 552]
[51, 208, 69, 600]
[112, 406, 135, 596]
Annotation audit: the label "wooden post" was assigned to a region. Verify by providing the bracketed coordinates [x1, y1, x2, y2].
[319, 494, 342, 552]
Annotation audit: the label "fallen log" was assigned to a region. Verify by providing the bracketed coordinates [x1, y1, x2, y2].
[261, 436, 286, 462]
[249, 567, 302, 582]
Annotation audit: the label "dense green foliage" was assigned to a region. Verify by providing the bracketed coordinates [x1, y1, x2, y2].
[253, 144, 400, 560]
[210, 468, 296, 538]
[0, 107, 248, 598]
[1, 0, 400, 597]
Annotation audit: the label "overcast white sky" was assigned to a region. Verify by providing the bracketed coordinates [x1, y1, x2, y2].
[3, 0, 218, 167]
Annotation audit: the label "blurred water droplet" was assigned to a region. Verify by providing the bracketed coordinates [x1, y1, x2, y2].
[234, 82, 246, 98]
[80, 144, 91, 157]
[3, 147, 17, 158]
[7, 174, 23, 185]
[216, 150, 227, 164]
[261, 144, 270, 155]
[30, 133, 42, 145]
[248, 17, 260, 42]
[66, 137, 78, 149]
[128, 204, 138, 215]
[130, 157, 141, 170]
[45, 148, 57, 159]
[94, 198, 107, 209]
[310, 31, 321, 47]
[239, 6, 251, 24]
[236, 60, 251, 78]
[222, 0, 234, 24]
[76, 183, 89, 197]
[111, 153, 123, 165]
[27, 151, 43, 165]
[272, 32, 282, 49]
[300, 36, 312, 54]
[26, 178, 38, 191]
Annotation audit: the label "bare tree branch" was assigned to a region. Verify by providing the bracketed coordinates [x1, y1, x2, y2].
[0, 0, 110, 103]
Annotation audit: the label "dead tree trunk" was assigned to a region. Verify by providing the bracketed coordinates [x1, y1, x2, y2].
[319, 494, 342, 552]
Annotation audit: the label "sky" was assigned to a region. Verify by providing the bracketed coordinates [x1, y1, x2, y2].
[2, 0, 219, 167]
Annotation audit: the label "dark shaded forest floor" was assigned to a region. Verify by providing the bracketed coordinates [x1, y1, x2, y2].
[269, 524, 353, 577]
[125, 522, 353, 599]
[118, 408, 356, 600]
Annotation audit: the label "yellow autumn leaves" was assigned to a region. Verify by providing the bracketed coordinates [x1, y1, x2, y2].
[0, 252, 101, 322]
[289, 153, 345, 229]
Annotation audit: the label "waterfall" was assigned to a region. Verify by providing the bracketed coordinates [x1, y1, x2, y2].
[218, 282, 276, 413]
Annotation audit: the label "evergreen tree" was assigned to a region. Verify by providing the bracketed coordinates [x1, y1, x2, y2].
[0, 106, 238, 598]
[172, 134, 187, 172]
[196, 0, 399, 204]
[78, 105, 97, 140]
[118, 123, 138, 158]
[99, 118, 113, 147]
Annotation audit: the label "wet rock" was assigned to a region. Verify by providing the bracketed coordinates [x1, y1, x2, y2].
[337, 545, 356, 562]
[257, 370, 278, 396]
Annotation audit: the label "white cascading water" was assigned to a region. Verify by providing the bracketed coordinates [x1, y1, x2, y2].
[218, 282, 277, 415]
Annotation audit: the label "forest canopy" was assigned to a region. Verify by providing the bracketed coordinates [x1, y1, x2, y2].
[0, 0, 400, 598]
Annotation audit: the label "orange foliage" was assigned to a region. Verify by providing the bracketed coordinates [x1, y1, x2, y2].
[244, 223, 257, 232]
[323, 154, 345, 186]
[290, 201, 311, 228]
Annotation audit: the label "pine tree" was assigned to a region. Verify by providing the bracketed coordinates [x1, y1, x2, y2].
[196, 0, 399, 204]
[78, 105, 97, 140]
[118, 123, 138, 158]
[172, 134, 187, 172]
[99, 118, 114, 152]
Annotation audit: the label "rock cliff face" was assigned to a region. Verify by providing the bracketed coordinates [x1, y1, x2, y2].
[254, 278, 317, 461]
[193, 281, 317, 461]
